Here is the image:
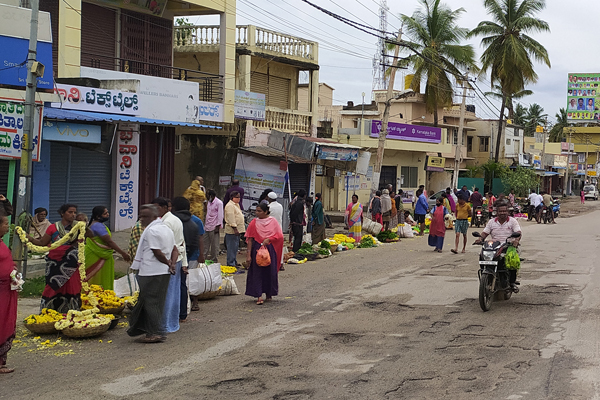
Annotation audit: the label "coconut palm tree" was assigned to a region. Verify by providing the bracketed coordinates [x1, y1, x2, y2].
[400, 0, 478, 126]
[513, 103, 527, 126]
[484, 85, 533, 120]
[523, 103, 547, 137]
[549, 108, 568, 142]
[468, 0, 551, 162]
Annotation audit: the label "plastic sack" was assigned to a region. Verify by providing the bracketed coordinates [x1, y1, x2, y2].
[398, 224, 414, 238]
[257, 245, 271, 267]
[217, 276, 241, 296]
[188, 263, 223, 295]
[362, 217, 383, 235]
[114, 273, 139, 298]
[505, 246, 521, 270]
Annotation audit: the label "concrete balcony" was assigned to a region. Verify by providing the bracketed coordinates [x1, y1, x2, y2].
[174, 25, 319, 67]
[253, 106, 312, 134]
[443, 105, 477, 121]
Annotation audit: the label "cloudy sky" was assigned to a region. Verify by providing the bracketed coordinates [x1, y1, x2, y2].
[194, 0, 592, 125]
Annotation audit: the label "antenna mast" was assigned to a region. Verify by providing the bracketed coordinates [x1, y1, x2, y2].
[372, 0, 389, 92]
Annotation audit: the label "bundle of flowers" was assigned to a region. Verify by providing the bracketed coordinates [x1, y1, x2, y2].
[123, 291, 139, 309]
[81, 284, 124, 310]
[221, 265, 238, 276]
[25, 308, 64, 324]
[333, 234, 355, 244]
[54, 308, 111, 330]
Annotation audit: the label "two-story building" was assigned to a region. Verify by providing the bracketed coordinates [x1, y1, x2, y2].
[466, 120, 524, 166]
[172, 23, 321, 202]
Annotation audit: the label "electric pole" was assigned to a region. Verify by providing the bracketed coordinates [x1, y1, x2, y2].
[451, 73, 469, 191]
[11, 0, 39, 276]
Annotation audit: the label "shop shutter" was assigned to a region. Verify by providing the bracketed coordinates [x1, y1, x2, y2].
[81, 2, 117, 70]
[49, 142, 112, 222]
[0, 160, 10, 197]
[283, 163, 310, 198]
[250, 73, 290, 109]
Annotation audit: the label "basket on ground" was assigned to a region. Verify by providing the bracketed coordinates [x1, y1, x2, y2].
[61, 323, 110, 338]
[98, 305, 125, 315]
[24, 322, 58, 335]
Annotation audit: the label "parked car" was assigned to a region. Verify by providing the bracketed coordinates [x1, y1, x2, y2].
[583, 185, 599, 200]
[428, 190, 446, 209]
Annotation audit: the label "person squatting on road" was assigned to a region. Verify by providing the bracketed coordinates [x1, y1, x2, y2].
[128, 204, 177, 343]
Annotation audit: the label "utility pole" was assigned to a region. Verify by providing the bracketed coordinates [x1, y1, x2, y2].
[585, 135, 589, 185]
[12, 0, 39, 276]
[451, 73, 469, 191]
[540, 119, 547, 170]
[372, 29, 407, 197]
[567, 129, 573, 195]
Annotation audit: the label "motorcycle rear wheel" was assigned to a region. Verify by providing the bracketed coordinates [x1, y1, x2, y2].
[503, 290, 512, 300]
[479, 273, 494, 312]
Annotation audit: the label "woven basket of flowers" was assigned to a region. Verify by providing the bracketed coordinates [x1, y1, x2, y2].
[62, 323, 110, 338]
[23, 309, 64, 334]
[24, 322, 58, 335]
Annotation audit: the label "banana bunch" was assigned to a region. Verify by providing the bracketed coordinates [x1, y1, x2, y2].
[54, 307, 111, 330]
[24, 308, 64, 324]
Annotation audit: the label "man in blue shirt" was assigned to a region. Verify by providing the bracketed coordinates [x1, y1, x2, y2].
[414, 189, 429, 236]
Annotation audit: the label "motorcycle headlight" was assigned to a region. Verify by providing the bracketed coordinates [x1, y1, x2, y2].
[482, 251, 495, 261]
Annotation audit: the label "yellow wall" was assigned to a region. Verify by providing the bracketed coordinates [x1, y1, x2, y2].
[58, 0, 81, 77]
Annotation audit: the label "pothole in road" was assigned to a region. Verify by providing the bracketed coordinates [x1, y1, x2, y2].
[325, 333, 363, 344]
[363, 301, 415, 312]
[272, 389, 314, 400]
[207, 377, 266, 395]
[244, 360, 280, 368]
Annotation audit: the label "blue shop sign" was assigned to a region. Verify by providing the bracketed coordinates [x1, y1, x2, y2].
[42, 121, 102, 144]
[0, 35, 54, 90]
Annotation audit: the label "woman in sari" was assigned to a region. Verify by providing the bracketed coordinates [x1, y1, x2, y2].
[389, 191, 398, 229]
[345, 194, 363, 242]
[428, 198, 449, 253]
[28, 204, 81, 312]
[29, 207, 51, 240]
[381, 189, 392, 230]
[245, 203, 284, 305]
[85, 206, 131, 290]
[311, 193, 325, 245]
[183, 180, 207, 221]
[0, 214, 17, 373]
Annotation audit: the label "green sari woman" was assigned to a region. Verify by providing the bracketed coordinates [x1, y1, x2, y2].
[85, 206, 131, 290]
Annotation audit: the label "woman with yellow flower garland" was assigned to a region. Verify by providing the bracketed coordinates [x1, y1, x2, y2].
[85, 206, 131, 290]
[0, 214, 17, 373]
[28, 204, 82, 313]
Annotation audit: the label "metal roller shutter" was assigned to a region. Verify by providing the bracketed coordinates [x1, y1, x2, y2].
[283, 163, 310, 198]
[251, 73, 290, 109]
[49, 143, 112, 223]
[81, 2, 117, 70]
[0, 160, 10, 197]
[39, 0, 59, 77]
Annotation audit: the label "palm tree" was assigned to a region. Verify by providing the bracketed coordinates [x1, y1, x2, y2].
[513, 103, 527, 126]
[468, 0, 551, 162]
[549, 108, 568, 142]
[484, 84, 533, 120]
[400, 0, 478, 126]
[523, 103, 547, 136]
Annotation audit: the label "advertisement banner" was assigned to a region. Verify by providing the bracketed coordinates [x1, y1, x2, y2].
[0, 98, 42, 161]
[371, 120, 442, 143]
[113, 124, 139, 231]
[51, 84, 140, 115]
[42, 121, 101, 143]
[234, 154, 286, 210]
[317, 146, 358, 161]
[425, 156, 445, 172]
[234, 90, 266, 121]
[566, 73, 600, 121]
[0, 36, 53, 90]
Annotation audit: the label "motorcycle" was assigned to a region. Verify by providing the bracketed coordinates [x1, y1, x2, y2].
[472, 231, 522, 312]
[552, 199, 561, 219]
[473, 206, 484, 227]
[541, 205, 551, 224]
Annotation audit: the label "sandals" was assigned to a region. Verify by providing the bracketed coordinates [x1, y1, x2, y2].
[450, 249, 458, 254]
[140, 336, 163, 343]
[0, 367, 14, 374]
[256, 298, 264, 305]
[191, 304, 200, 312]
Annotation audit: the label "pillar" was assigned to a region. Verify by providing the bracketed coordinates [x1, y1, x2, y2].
[220, 2, 236, 124]
[58, 0, 81, 77]
[309, 69, 319, 138]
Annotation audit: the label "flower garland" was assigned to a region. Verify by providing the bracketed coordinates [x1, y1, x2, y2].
[16, 221, 92, 294]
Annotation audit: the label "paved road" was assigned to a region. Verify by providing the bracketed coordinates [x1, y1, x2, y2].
[3, 206, 599, 399]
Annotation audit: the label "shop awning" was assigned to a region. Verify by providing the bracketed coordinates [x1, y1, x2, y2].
[238, 146, 314, 164]
[536, 171, 560, 177]
[43, 108, 221, 129]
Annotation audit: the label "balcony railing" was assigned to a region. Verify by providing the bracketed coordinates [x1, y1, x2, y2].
[81, 53, 224, 102]
[253, 107, 312, 134]
[174, 25, 318, 63]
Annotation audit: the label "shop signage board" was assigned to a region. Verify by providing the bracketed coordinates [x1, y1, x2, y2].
[566, 73, 600, 121]
[0, 36, 53, 90]
[234, 90, 266, 121]
[42, 121, 101, 143]
[370, 120, 442, 143]
[52, 84, 140, 116]
[234, 153, 285, 210]
[425, 156, 445, 172]
[0, 98, 42, 161]
[317, 146, 358, 161]
[219, 176, 231, 186]
[113, 123, 139, 231]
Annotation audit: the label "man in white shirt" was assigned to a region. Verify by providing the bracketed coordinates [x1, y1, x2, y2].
[152, 197, 187, 333]
[128, 204, 177, 343]
[528, 190, 542, 222]
[267, 192, 284, 228]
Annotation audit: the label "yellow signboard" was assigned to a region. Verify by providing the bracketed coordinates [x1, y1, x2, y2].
[426, 156, 445, 172]
[587, 170, 597, 177]
[536, 126, 544, 133]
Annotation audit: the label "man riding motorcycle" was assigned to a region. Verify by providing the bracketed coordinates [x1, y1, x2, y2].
[541, 191, 556, 224]
[474, 201, 522, 289]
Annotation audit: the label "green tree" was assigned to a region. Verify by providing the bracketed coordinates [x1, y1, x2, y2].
[513, 103, 527, 126]
[502, 166, 540, 196]
[548, 108, 568, 142]
[481, 160, 509, 190]
[484, 84, 533, 120]
[400, 0, 478, 126]
[468, 0, 551, 162]
[523, 103, 547, 136]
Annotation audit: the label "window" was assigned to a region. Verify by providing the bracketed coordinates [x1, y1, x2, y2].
[400, 166, 418, 188]
[175, 135, 182, 154]
[453, 128, 458, 145]
[479, 137, 489, 152]
[467, 136, 473, 152]
[506, 138, 511, 145]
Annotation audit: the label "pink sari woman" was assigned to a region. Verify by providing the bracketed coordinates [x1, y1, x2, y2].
[428, 199, 449, 253]
[0, 215, 17, 373]
[245, 203, 284, 305]
[345, 194, 363, 242]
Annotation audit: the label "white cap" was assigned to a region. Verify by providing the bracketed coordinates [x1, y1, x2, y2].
[267, 192, 278, 199]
